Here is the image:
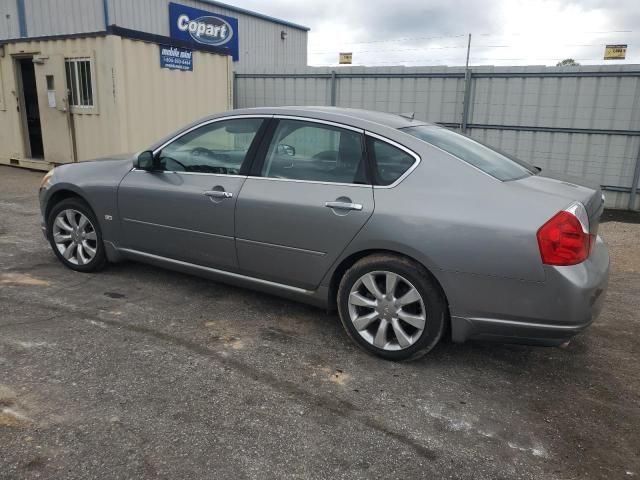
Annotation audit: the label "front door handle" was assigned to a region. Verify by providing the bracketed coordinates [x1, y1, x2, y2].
[204, 190, 233, 199]
[325, 201, 363, 211]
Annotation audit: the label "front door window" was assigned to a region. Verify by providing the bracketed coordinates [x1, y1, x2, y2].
[159, 118, 264, 175]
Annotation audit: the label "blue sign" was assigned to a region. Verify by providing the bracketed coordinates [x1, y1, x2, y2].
[169, 2, 239, 61]
[160, 45, 193, 71]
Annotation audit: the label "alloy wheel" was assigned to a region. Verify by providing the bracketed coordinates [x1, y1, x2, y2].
[52, 209, 98, 266]
[347, 271, 427, 351]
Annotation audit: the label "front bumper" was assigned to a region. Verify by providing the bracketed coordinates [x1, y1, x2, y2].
[39, 188, 49, 240]
[450, 237, 610, 345]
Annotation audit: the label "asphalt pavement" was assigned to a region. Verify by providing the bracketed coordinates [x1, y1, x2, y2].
[1, 165, 639, 479]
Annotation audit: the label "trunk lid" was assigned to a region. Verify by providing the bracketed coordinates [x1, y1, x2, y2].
[515, 170, 604, 235]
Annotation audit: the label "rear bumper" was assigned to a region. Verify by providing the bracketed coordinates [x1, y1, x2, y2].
[451, 315, 596, 346]
[449, 236, 610, 346]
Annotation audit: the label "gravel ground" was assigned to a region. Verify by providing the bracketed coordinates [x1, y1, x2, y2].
[1, 165, 639, 479]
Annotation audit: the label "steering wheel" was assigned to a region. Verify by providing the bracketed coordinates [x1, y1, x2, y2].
[191, 147, 213, 157]
[161, 157, 187, 172]
[191, 147, 231, 163]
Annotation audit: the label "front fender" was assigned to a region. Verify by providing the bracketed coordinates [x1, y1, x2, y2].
[39, 159, 133, 245]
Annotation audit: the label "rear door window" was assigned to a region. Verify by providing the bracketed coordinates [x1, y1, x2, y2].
[260, 119, 367, 185]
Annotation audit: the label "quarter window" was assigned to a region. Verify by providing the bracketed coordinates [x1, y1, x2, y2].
[401, 125, 536, 181]
[64, 58, 94, 107]
[261, 120, 367, 184]
[369, 138, 417, 186]
[159, 118, 263, 174]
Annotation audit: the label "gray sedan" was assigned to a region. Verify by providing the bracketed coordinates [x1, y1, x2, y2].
[39, 107, 609, 360]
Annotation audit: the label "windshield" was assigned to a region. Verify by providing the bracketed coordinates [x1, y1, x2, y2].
[401, 125, 537, 181]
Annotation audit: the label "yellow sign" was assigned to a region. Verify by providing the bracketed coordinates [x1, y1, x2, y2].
[604, 44, 627, 60]
[339, 52, 352, 65]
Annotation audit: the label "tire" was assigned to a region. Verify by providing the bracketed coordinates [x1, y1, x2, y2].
[337, 254, 447, 361]
[46, 197, 107, 273]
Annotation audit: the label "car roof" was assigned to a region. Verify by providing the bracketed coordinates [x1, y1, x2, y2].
[151, 107, 435, 153]
[215, 106, 433, 130]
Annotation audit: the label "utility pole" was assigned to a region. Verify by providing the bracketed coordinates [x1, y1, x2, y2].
[461, 33, 472, 133]
[465, 33, 471, 70]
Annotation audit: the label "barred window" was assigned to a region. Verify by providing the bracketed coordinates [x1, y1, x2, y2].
[65, 58, 94, 107]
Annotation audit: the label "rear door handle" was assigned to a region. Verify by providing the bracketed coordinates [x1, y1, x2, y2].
[325, 201, 363, 211]
[204, 190, 233, 199]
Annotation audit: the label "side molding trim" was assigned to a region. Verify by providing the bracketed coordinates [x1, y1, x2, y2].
[118, 248, 314, 295]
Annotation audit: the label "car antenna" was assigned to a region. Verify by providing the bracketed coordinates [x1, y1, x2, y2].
[399, 112, 415, 120]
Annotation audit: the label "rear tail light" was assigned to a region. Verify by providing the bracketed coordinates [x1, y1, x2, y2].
[537, 203, 594, 266]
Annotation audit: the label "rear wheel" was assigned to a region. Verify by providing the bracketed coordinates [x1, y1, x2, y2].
[47, 198, 106, 272]
[337, 254, 447, 361]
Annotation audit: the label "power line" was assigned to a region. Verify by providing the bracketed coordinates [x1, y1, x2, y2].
[478, 30, 633, 37]
[310, 30, 636, 67]
[311, 45, 508, 54]
[331, 57, 629, 65]
[310, 43, 621, 55]
[315, 33, 468, 46]
[310, 30, 636, 48]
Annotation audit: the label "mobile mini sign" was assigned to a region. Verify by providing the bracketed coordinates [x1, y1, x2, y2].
[169, 2, 239, 61]
[160, 46, 193, 71]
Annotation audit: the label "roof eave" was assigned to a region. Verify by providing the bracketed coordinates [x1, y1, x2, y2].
[194, 0, 310, 31]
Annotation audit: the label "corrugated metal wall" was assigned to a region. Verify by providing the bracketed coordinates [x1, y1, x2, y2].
[0, 0, 308, 73]
[235, 65, 640, 209]
[108, 0, 307, 72]
[0, 0, 106, 38]
[24, 0, 105, 37]
[0, 0, 20, 39]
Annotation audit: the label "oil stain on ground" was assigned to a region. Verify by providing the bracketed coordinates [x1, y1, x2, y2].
[104, 292, 126, 299]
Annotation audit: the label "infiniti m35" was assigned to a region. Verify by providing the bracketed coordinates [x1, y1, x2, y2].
[39, 107, 609, 360]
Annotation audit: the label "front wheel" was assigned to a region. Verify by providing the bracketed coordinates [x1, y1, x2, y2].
[337, 254, 447, 361]
[47, 198, 107, 272]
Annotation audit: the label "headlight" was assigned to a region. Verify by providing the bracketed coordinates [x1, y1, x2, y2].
[39, 169, 54, 189]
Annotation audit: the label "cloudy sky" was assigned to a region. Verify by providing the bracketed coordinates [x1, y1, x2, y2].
[231, 0, 638, 67]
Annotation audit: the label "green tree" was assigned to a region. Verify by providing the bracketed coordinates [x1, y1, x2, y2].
[556, 58, 580, 66]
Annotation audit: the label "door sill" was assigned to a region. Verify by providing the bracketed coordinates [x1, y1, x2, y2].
[119, 247, 314, 295]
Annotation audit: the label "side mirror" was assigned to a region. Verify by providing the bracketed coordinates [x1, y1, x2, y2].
[135, 151, 155, 170]
[277, 144, 296, 156]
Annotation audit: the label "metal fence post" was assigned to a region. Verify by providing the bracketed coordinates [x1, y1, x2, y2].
[232, 71, 237, 109]
[461, 69, 472, 133]
[460, 33, 472, 132]
[330, 70, 337, 106]
[629, 143, 640, 210]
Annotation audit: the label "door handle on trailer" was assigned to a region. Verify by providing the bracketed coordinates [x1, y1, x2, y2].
[324, 201, 363, 211]
[204, 190, 233, 199]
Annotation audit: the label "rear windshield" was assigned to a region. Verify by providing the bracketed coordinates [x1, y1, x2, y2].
[401, 125, 537, 181]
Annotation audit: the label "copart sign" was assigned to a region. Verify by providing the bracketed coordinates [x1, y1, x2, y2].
[169, 2, 239, 61]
